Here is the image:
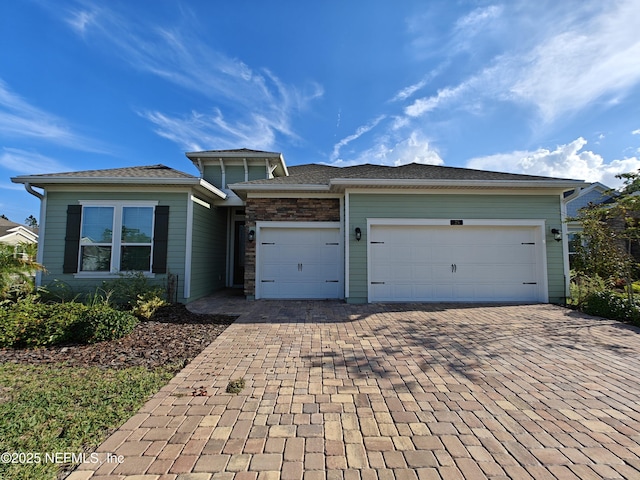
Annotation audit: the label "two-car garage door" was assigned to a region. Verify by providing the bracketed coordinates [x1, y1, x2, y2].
[255, 221, 547, 302]
[369, 223, 546, 303]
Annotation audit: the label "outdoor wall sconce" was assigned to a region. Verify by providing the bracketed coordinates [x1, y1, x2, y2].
[248, 229, 255, 242]
[355, 227, 362, 241]
[551, 228, 562, 242]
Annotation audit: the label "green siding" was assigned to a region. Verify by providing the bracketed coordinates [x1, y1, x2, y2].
[248, 165, 265, 181]
[203, 165, 223, 189]
[41, 191, 189, 302]
[225, 166, 246, 186]
[348, 193, 565, 303]
[189, 201, 227, 301]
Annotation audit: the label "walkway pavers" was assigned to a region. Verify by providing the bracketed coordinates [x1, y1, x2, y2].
[69, 302, 640, 479]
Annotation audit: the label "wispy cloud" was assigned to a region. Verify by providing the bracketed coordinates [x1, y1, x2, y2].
[467, 137, 640, 188]
[331, 115, 386, 161]
[633, 129, 640, 135]
[504, 1, 640, 122]
[0, 78, 105, 152]
[330, 129, 443, 167]
[60, 2, 323, 150]
[0, 147, 71, 174]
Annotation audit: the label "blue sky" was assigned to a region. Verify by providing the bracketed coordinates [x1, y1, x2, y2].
[2, 0, 640, 224]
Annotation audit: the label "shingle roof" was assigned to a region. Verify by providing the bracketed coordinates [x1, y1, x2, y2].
[13, 164, 197, 180]
[0, 218, 36, 237]
[234, 163, 578, 185]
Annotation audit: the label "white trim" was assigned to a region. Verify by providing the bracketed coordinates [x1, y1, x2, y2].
[190, 195, 211, 209]
[560, 193, 571, 300]
[184, 192, 194, 300]
[79, 200, 158, 207]
[366, 218, 549, 303]
[343, 187, 577, 196]
[367, 218, 547, 227]
[254, 221, 344, 300]
[344, 191, 350, 299]
[76, 200, 158, 276]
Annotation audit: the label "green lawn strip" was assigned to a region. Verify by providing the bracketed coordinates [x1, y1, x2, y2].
[0, 362, 177, 480]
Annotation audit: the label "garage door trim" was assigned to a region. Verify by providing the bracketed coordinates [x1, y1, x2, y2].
[255, 221, 344, 300]
[366, 218, 548, 303]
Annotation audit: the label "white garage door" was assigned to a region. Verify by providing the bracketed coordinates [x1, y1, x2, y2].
[258, 226, 343, 299]
[369, 224, 545, 302]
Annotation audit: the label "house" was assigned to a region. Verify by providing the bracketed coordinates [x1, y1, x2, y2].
[563, 182, 615, 268]
[11, 149, 586, 304]
[0, 218, 38, 246]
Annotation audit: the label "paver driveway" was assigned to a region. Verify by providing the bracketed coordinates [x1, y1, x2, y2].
[71, 302, 640, 480]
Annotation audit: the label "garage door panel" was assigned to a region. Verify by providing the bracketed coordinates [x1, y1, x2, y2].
[258, 226, 342, 299]
[369, 224, 544, 302]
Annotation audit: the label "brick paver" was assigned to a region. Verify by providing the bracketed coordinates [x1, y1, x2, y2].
[73, 301, 640, 479]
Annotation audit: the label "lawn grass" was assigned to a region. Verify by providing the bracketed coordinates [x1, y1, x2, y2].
[0, 362, 177, 480]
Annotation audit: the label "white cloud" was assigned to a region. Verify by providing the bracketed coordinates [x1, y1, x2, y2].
[139, 108, 285, 152]
[330, 131, 443, 167]
[59, 3, 323, 149]
[508, 1, 640, 122]
[633, 129, 640, 135]
[405, 83, 469, 118]
[331, 116, 386, 161]
[0, 147, 70, 174]
[467, 137, 640, 188]
[0, 79, 105, 152]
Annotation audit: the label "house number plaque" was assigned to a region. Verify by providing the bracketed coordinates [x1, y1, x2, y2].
[450, 220, 463, 225]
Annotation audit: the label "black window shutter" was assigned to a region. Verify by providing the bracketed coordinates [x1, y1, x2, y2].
[152, 206, 169, 274]
[63, 205, 82, 273]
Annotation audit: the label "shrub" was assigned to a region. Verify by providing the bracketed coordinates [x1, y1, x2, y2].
[0, 296, 138, 348]
[582, 290, 640, 323]
[101, 273, 165, 310]
[132, 295, 168, 320]
[0, 296, 87, 348]
[569, 272, 607, 308]
[77, 303, 139, 343]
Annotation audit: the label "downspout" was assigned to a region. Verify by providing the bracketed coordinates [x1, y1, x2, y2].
[243, 158, 249, 182]
[560, 192, 570, 304]
[24, 182, 44, 200]
[23, 183, 45, 286]
[219, 158, 226, 189]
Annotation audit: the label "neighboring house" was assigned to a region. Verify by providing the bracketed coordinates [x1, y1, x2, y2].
[11, 149, 586, 304]
[0, 218, 38, 246]
[563, 182, 615, 268]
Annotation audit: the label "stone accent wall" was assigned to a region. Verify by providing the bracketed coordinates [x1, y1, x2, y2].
[244, 197, 341, 297]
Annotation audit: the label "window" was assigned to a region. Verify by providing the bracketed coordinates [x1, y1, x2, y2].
[78, 203, 156, 273]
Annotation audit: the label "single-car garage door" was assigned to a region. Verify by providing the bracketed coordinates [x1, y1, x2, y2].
[257, 224, 343, 299]
[369, 223, 546, 302]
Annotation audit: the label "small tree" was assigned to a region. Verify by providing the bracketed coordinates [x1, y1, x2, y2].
[0, 243, 44, 299]
[24, 215, 38, 228]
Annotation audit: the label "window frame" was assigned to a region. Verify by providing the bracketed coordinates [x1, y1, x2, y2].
[75, 200, 158, 278]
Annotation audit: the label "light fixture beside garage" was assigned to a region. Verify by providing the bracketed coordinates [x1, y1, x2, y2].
[550, 228, 562, 242]
[248, 229, 255, 242]
[355, 227, 362, 241]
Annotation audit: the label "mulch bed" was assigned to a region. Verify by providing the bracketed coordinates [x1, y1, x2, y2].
[0, 304, 237, 370]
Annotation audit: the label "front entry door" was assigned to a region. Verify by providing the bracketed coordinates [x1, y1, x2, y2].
[233, 220, 245, 286]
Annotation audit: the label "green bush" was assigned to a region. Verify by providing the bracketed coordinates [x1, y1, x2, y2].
[0, 296, 138, 348]
[132, 295, 168, 320]
[582, 290, 640, 323]
[568, 272, 607, 308]
[101, 273, 165, 310]
[75, 303, 139, 343]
